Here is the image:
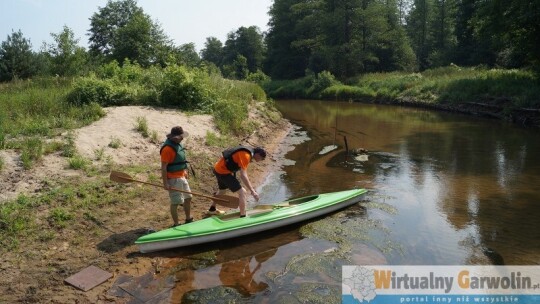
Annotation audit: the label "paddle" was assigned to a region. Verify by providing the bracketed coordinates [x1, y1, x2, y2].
[109, 171, 239, 208]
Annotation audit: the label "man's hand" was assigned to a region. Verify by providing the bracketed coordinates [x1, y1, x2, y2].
[251, 190, 260, 201]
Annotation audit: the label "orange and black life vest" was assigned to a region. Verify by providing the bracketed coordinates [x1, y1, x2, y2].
[222, 146, 254, 172]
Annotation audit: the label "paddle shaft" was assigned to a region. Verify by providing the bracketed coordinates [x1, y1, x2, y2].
[127, 176, 228, 202]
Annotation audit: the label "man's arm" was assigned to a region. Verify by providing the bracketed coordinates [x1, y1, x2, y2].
[161, 162, 169, 189]
[239, 168, 259, 201]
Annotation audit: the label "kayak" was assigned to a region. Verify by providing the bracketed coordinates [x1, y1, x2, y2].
[136, 188, 367, 253]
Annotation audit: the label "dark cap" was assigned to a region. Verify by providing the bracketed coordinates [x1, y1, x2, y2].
[166, 126, 189, 139]
[254, 147, 267, 158]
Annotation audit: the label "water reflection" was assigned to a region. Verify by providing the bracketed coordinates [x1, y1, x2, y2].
[276, 100, 540, 265]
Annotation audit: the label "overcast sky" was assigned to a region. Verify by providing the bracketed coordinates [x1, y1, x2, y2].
[0, 0, 273, 52]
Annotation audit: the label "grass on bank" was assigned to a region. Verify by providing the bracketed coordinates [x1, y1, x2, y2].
[265, 66, 540, 109]
[0, 167, 147, 250]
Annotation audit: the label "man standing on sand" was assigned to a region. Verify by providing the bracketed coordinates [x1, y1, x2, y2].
[161, 126, 193, 227]
[209, 146, 267, 217]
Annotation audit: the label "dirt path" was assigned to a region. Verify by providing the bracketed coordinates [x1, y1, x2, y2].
[0, 105, 292, 303]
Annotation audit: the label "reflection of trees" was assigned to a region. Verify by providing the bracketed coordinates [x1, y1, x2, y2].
[401, 123, 540, 264]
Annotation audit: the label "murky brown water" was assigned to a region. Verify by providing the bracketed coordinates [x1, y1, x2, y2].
[164, 99, 540, 302]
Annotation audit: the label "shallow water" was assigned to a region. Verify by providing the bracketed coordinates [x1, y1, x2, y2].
[167, 100, 540, 302]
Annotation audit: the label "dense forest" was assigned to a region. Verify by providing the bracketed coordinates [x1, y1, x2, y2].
[2, 0, 539, 83]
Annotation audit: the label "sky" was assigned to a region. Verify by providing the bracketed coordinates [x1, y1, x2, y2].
[0, 0, 273, 52]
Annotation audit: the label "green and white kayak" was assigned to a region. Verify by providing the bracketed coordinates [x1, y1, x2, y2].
[136, 188, 367, 253]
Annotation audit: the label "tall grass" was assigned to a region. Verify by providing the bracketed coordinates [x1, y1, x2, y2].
[266, 66, 540, 109]
[20, 137, 44, 169]
[0, 78, 105, 138]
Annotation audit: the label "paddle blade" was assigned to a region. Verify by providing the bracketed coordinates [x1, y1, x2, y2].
[212, 194, 239, 208]
[109, 171, 134, 184]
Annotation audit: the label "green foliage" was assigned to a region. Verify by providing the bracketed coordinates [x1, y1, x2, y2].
[0, 77, 105, 137]
[48, 208, 73, 228]
[108, 137, 122, 149]
[246, 69, 271, 86]
[0, 155, 4, 171]
[0, 30, 38, 81]
[0, 175, 147, 249]
[205, 131, 232, 147]
[267, 66, 540, 109]
[88, 0, 171, 67]
[438, 69, 540, 108]
[66, 76, 139, 106]
[20, 137, 44, 169]
[43, 26, 89, 77]
[62, 132, 77, 157]
[201, 37, 224, 67]
[212, 98, 248, 134]
[135, 116, 149, 137]
[170, 43, 201, 67]
[160, 65, 215, 111]
[68, 154, 89, 170]
[223, 26, 265, 74]
[320, 85, 377, 101]
[307, 71, 340, 97]
[0, 194, 34, 249]
[222, 54, 249, 80]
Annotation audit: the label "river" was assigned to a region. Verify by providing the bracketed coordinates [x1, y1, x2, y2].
[170, 99, 540, 302]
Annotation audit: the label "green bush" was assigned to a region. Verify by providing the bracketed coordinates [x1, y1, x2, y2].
[308, 71, 340, 97]
[66, 76, 139, 106]
[212, 98, 248, 134]
[246, 69, 271, 87]
[160, 65, 215, 111]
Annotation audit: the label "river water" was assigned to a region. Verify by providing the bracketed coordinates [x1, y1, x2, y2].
[169, 99, 540, 302]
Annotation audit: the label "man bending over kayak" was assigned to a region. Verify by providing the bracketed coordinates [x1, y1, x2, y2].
[209, 146, 267, 217]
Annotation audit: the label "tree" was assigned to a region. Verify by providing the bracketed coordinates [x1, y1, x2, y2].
[265, 0, 309, 79]
[44, 26, 88, 76]
[201, 37, 224, 67]
[88, 0, 171, 67]
[223, 26, 265, 73]
[0, 30, 37, 81]
[171, 43, 200, 67]
[406, 0, 434, 70]
[222, 54, 249, 79]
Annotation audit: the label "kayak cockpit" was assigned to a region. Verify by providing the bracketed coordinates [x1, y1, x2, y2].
[216, 195, 321, 221]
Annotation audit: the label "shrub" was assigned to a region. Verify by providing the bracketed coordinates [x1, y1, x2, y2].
[160, 65, 215, 111]
[212, 98, 248, 134]
[246, 70, 271, 86]
[66, 76, 139, 106]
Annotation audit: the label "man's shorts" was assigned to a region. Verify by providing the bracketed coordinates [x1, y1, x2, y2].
[167, 178, 192, 205]
[213, 169, 242, 192]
